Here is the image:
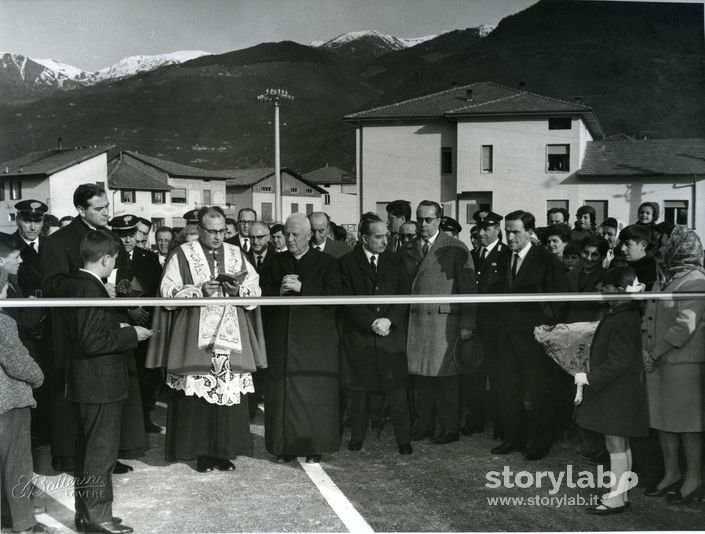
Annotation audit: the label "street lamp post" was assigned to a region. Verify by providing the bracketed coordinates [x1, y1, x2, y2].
[257, 88, 294, 223]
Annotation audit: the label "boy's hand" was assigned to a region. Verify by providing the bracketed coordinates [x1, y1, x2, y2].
[134, 326, 154, 342]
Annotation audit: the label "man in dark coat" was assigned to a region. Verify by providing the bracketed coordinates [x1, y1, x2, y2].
[338, 214, 412, 455]
[494, 210, 570, 461]
[224, 207, 256, 253]
[466, 211, 511, 439]
[65, 229, 152, 534]
[261, 213, 342, 463]
[41, 183, 146, 473]
[109, 214, 163, 433]
[401, 200, 477, 445]
[308, 211, 349, 258]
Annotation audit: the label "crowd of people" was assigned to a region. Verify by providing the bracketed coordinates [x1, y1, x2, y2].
[1, 187, 704, 533]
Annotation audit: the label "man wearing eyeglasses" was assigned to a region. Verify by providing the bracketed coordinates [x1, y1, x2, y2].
[400, 200, 477, 445]
[225, 208, 257, 253]
[154, 206, 266, 473]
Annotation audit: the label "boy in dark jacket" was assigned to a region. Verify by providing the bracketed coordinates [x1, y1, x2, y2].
[66, 230, 152, 534]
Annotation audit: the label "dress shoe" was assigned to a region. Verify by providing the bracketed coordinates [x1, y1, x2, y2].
[276, 455, 296, 463]
[347, 440, 363, 451]
[524, 445, 550, 461]
[112, 461, 133, 474]
[431, 432, 459, 445]
[77, 519, 133, 534]
[398, 443, 413, 455]
[667, 484, 704, 504]
[585, 503, 627, 515]
[305, 455, 321, 464]
[411, 429, 434, 441]
[76, 517, 121, 530]
[143, 420, 163, 434]
[460, 424, 483, 437]
[644, 479, 682, 497]
[491, 442, 520, 455]
[213, 458, 236, 471]
[19, 523, 55, 534]
[195, 456, 214, 472]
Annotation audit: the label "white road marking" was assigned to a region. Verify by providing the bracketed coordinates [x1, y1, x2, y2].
[298, 460, 375, 533]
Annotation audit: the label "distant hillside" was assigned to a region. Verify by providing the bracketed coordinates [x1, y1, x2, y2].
[0, 0, 702, 172]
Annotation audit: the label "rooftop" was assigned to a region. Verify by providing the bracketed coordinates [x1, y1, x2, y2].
[108, 155, 173, 191]
[0, 146, 110, 178]
[302, 165, 355, 185]
[344, 81, 603, 139]
[579, 138, 705, 177]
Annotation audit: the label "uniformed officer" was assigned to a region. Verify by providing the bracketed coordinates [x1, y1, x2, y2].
[109, 214, 163, 433]
[183, 209, 199, 225]
[463, 211, 511, 439]
[440, 216, 462, 239]
[12, 200, 48, 297]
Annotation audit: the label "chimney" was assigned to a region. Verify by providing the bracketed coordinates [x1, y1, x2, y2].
[518, 81, 526, 90]
[57, 137, 63, 151]
[465, 89, 473, 101]
[4, 166, 8, 174]
[19, 165, 23, 173]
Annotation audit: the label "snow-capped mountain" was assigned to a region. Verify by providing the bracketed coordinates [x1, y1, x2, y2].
[313, 27, 494, 59]
[32, 57, 86, 81]
[91, 50, 211, 82]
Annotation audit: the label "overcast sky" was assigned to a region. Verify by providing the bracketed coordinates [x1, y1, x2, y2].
[0, 0, 699, 71]
[0, 0, 539, 70]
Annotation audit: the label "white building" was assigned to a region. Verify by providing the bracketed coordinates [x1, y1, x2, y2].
[344, 81, 705, 243]
[0, 144, 109, 233]
[302, 164, 357, 230]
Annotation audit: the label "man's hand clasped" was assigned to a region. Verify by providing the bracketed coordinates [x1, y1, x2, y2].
[280, 274, 301, 295]
[371, 318, 391, 337]
[133, 326, 154, 342]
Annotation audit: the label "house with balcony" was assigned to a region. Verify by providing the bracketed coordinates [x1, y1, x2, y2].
[344, 81, 705, 242]
[0, 143, 109, 233]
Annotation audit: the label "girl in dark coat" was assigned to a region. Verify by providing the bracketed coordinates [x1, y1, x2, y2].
[575, 266, 649, 515]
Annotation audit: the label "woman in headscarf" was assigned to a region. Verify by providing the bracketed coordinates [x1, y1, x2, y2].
[642, 225, 705, 503]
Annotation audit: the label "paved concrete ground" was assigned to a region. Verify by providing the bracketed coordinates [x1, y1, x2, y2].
[11, 404, 705, 533]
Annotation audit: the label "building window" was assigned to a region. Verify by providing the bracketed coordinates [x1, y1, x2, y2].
[203, 189, 211, 205]
[584, 200, 608, 226]
[0, 182, 4, 201]
[441, 147, 453, 174]
[121, 190, 135, 203]
[546, 144, 570, 172]
[481, 145, 493, 173]
[151, 217, 165, 229]
[306, 203, 314, 215]
[664, 200, 688, 226]
[324, 194, 331, 205]
[151, 191, 165, 204]
[291, 203, 299, 213]
[260, 186, 272, 192]
[548, 117, 572, 130]
[261, 202, 273, 222]
[324, 183, 331, 188]
[10, 180, 22, 200]
[305, 188, 313, 194]
[171, 188, 187, 204]
[8, 213, 16, 222]
[291, 187, 298, 194]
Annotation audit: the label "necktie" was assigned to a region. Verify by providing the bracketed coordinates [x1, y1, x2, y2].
[511, 253, 519, 279]
[242, 238, 249, 252]
[479, 248, 487, 265]
[29, 242, 36, 251]
[315, 245, 321, 252]
[422, 240, 430, 256]
[256, 255, 262, 272]
[370, 255, 377, 274]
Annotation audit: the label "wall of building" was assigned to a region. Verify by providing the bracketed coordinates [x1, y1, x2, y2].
[319, 183, 358, 226]
[0, 176, 51, 233]
[46, 154, 108, 220]
[359, 121, 456, 214]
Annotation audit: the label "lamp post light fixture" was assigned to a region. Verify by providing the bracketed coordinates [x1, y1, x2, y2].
[257, 88, 294, 223]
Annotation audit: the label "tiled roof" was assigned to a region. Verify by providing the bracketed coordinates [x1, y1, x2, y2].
[302, 165, 356, 185]
[0, 146, 110, 178]
[108, 157, 172, 191]
[579, 139, 705, 177]
[226, 167, 328, 194]
[344, 81, 603, 138]
[125, 151, 234, 179]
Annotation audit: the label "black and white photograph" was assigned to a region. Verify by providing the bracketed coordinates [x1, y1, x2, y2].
[0, 0, 704, 532]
